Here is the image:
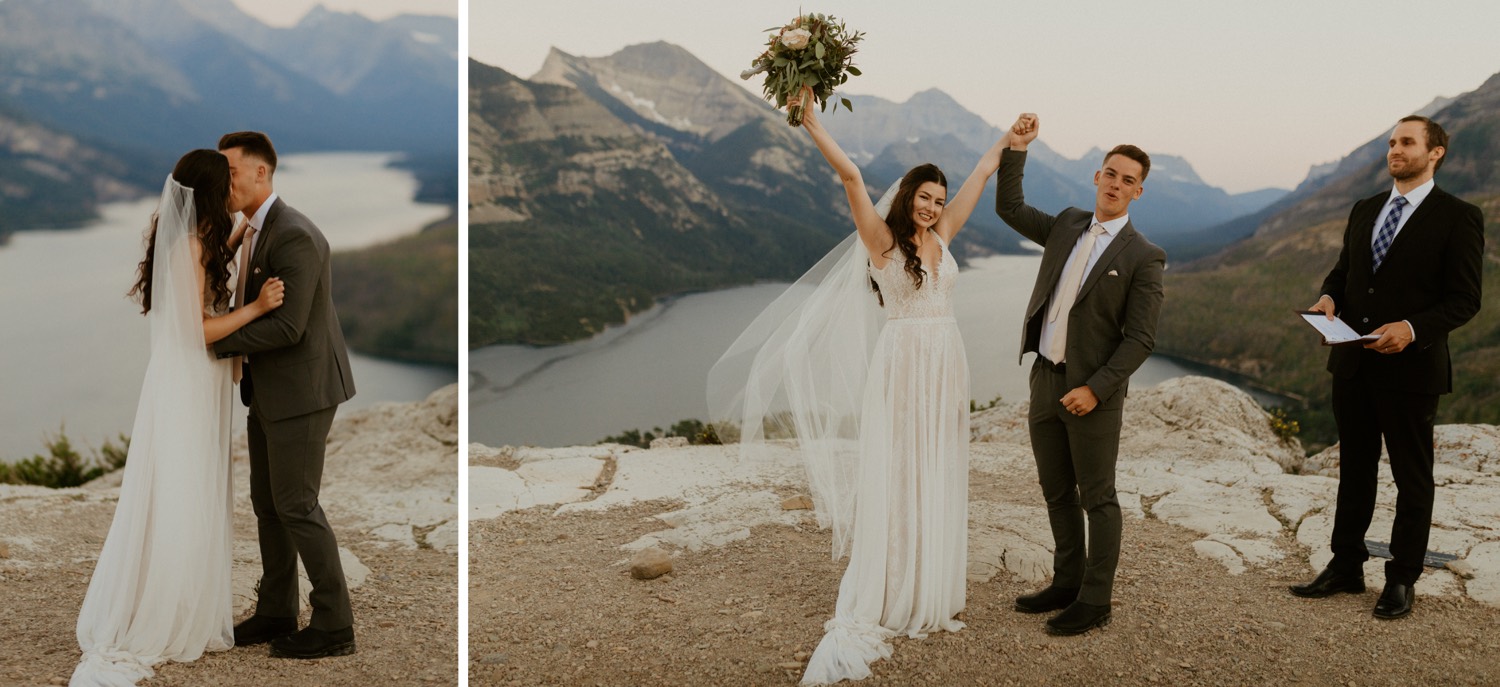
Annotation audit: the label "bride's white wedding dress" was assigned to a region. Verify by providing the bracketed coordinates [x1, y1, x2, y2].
[800, 231, 969, 685]
[71, 178, 236, 687]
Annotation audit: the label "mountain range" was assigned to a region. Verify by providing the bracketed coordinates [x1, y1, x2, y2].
[0, 0, 457, 235]
[1155, 71, 1500, 446]
[469, 53, 848, 346]
[469, 41, 1289, 347]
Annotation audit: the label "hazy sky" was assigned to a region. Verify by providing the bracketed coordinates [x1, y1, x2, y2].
[471, 0, 1500, 193]
[230, 0, 456, 27]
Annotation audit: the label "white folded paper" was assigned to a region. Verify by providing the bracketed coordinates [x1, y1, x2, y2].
[1297, 311, 1380, 346]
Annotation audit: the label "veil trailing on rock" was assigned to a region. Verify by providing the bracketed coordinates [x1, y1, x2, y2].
[73, 176, 235, 686]
[708, 180, 903, 559]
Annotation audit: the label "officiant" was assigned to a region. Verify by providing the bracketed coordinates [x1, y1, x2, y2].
[1291, 115, 1484, 620]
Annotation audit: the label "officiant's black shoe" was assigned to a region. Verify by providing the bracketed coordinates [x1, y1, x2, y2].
[269, 626, 356, 659]
[1288, 566, 1365, 598]
[233, 615, 297, 646]
[1373, 583, 1414, 620]
[1014, 585, 1080, 614]
[1045, 601, 1111, 636]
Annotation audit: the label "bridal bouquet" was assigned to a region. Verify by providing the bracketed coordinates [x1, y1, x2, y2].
[740, 13, 864, 126]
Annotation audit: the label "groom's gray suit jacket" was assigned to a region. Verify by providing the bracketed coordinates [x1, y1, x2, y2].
[996, 148, 1165, 407]
[213, 197, 356, 417]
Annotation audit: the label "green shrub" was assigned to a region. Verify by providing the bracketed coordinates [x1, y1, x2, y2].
[600, 418, 722, 448]
[0, 428, 130, 488]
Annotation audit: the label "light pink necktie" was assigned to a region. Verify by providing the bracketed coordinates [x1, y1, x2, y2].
[1045, 223, 1106, 364]
[232, 225, 257, 384]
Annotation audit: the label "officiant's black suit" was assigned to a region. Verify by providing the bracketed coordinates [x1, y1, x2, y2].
[1320, 184, 1483, 585]
[214, 197, 357, 631]
[996, 148, 1166, 606]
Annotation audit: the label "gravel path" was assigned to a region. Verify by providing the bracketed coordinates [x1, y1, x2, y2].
[1, 493, 456, 687]
[470, 472, 1500, 686]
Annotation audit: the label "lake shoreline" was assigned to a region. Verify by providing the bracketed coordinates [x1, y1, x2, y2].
[1, 152, 455, 461]
[470, 254, 1298, 449]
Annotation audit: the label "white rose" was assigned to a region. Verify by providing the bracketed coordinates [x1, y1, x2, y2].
[780, 28, 811, 50]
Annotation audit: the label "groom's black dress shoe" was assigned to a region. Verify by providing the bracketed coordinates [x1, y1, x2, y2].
[1045, 601, 1111, 636]
[269, 626, 356, 659]
[1013, 585, 1080, 614]
[1288, 566, 1365, 598]
[1373, 583, 1414, 620]
[233, 615, 297, 646]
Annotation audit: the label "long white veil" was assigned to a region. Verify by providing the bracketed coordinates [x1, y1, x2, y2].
[73, 176, 235, 686]
[708, 180, 903, 560]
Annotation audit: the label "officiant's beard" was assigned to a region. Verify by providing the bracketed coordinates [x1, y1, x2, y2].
[1388, 157, 1432, 182]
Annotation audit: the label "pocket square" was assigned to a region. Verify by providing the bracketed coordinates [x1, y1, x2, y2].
[254, 267, 262, 275]
[1108, 269, 1119, 276]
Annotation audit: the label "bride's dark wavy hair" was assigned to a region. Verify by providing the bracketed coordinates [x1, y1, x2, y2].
[871, 163, 947, 306]
[129, 150, 235, 314]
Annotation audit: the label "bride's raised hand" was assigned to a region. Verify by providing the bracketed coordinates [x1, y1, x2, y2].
[252, 277, 285, 314]
[789, 86, 819, 127]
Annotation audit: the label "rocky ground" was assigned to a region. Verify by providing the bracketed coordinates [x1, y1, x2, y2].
[0, 385, 460, 687]
[470, 377, 1500, 686]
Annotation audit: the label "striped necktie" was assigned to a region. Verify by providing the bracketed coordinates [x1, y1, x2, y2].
[1371, 196, 1408, 272]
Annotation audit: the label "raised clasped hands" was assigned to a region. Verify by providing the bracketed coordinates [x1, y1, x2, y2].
[1007, 113, 1039, 150]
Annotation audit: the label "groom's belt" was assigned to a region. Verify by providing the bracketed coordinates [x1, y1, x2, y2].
[1038, 356, 1067, 374]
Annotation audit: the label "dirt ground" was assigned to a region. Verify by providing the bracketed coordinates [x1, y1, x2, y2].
[0, 492, 457, 687]
[469, 469, 1500, 686]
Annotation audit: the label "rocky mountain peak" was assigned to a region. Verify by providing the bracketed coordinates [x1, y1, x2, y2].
[907, 87, 963, 109]
[532, 41, 773, 143]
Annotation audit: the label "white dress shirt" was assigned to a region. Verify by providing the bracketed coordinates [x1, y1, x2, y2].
[243, 191, 279, 259]
[1371, 179, 1434, 251]
[1038, 213, 1128, 363]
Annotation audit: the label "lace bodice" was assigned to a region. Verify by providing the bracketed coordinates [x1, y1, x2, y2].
[869, 232, 957, 319]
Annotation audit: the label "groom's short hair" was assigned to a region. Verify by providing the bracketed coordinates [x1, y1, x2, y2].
[218, 131, 278, 176]
[1103, 145, 1150, 182]
[1398, 115, 1449, 172]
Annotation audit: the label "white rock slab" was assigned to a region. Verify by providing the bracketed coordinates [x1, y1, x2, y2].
[619, 491, 802, 552]
[563, 445, 801, 513]
[967, 502, 1054, 584]
[469, 455, 604, 520]
[1464, 542, 1500, 607]
[1193, 540, 1245, 575]
[1149, 482, 1283, 537]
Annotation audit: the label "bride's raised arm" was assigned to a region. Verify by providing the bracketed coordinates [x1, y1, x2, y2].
[190, 236, 284, 345]
[792, 88, 890, 261]
[933, 128, 1014, 243]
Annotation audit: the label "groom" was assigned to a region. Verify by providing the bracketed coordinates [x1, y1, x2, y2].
[214, 131, 359, 658]
[996, 114, 1165, 635]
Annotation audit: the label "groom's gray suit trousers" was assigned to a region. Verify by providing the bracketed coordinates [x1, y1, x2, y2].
[247, 403, 353, 630]
[1028, 358, 1123, 606]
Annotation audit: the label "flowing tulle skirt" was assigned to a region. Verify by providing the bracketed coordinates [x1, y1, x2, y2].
[802, 316, 969, 685]
[71, 349, 235, 686]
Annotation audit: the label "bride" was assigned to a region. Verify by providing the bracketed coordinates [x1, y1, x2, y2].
[710, 90, 1011, 684]
[71, 149, 285, 687]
